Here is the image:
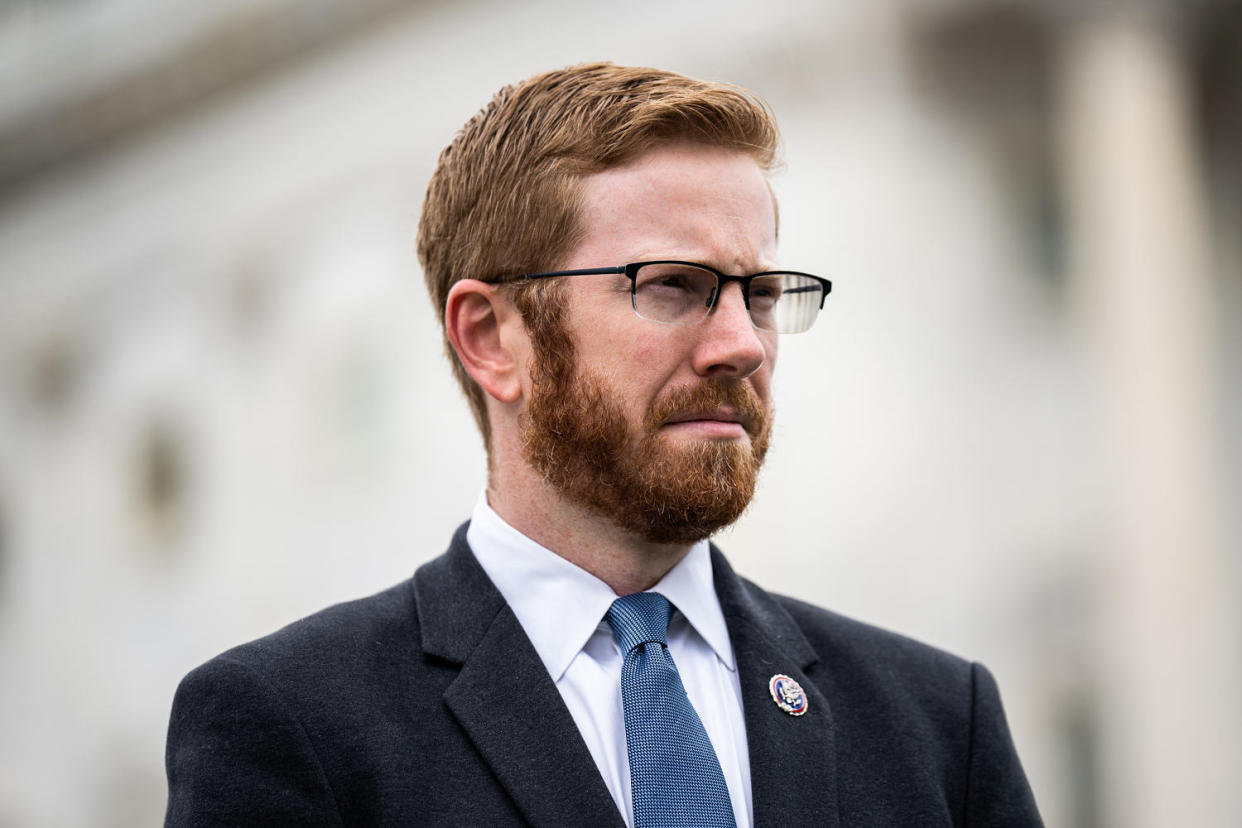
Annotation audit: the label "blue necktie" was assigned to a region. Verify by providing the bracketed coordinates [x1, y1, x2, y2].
[605, 592, 737, 828]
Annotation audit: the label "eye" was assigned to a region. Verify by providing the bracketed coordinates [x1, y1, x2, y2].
[642, 269, 696, 291]
[632, 263, 717, 323]
[657, 274, 690, 289]
[635, 264, 714, 295]
[749, 276, 784, 304]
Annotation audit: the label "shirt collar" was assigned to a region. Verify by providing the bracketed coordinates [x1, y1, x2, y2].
[466, 493, 735, 681]
[650, 535, 735, 671]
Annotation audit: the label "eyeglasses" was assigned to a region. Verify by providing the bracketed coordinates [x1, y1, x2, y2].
[509, 260, 832, 334]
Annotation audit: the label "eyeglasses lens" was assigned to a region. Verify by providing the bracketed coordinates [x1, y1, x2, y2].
[632, 264, 823, 333]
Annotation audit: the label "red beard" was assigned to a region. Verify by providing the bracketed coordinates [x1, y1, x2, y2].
[522, 342, 772, 545]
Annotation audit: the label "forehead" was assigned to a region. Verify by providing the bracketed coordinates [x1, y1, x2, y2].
[568, 142, 778, 271]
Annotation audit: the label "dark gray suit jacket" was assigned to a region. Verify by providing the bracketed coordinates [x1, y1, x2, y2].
[165, 523, 1042, 826]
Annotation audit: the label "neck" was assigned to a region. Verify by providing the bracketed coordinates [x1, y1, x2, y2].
[486, 462, 693, 596]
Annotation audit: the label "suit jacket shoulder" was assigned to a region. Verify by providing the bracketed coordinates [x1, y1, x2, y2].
[773, 589, 976, 728]
[165, 525, 621, 828]
[164, 576, 473, 827]
[714, 554, 1042, 827]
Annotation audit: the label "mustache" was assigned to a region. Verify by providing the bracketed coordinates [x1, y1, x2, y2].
[645, 381, 770, 439]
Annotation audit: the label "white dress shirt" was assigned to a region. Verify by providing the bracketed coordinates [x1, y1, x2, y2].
[467, 494, 753, 828]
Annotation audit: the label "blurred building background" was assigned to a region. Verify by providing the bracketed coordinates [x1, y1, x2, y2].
[1, 0, 1239, 825]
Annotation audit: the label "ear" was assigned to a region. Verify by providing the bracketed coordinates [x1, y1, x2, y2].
[445, 279, 525, 404]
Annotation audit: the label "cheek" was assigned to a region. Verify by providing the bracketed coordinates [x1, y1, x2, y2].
[562, 284, 639, 363]
[617, 336, 681, 394]
[585, 331, 688, 419]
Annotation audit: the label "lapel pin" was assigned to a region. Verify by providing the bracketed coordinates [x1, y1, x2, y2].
[768, 674, 808, 716]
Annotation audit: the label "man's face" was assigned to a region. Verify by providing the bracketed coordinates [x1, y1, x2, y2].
[520, 143, 779, 545]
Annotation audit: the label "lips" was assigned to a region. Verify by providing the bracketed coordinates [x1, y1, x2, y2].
[663, 408, 747, 427]
[645, 382, 768, 441]
[660, 406, 757, 441]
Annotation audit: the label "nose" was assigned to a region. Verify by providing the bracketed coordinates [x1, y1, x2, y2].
[690, 282, 768, 379]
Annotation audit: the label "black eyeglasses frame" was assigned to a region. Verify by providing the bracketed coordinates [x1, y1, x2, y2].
[505, 260, 832, 327]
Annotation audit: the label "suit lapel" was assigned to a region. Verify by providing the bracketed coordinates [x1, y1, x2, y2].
[713, 548, 841, 827]
[414, 525, 625, 828]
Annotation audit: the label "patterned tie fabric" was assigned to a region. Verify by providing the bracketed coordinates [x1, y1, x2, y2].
[605, 592, 737, 828]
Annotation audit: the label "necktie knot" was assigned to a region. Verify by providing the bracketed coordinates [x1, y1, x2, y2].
[605, 592, 674, 655]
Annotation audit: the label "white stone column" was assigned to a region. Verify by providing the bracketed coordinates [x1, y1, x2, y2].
[1054, 10, 1241, 828]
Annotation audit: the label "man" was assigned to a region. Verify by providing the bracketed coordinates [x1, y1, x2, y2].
[165, 63, 1042, 827]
